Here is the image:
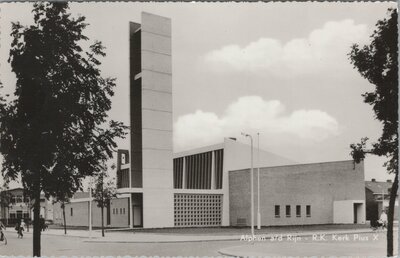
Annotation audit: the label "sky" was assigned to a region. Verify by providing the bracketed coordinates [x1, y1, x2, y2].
[0, 2, 397, 187]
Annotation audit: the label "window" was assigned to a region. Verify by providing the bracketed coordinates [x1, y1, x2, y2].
[296, 205, 301, 217]
[16, 195, 23, 203]
[121, 154, 126, 165]
[306, 205, 311, 217]
[120, 208, 122, 214]
[10, 213, 16, 219]
[70, 208, 73, 216]
[116, 208, 118, 215]
[11, 196, 16, 204]
[286, 205, 291, 217]
[274, 205, 280, 218]
[123, 208, 125, 214]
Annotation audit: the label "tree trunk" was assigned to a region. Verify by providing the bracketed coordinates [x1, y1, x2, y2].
[62, 205, 66, 235]
[33, 180, 41, 257]
[387, 171, 398, 257]
[101, 205, 104, 237]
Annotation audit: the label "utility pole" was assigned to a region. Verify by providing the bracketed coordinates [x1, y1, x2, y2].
[257, 132, 261, 230]
[89, 178, 92, 238]
[242, 132, 254, 236]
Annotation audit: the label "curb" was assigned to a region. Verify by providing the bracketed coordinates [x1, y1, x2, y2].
[83, 228, 393, 244]
[22, 231, 103, 239]
[83, 238, 240, 244]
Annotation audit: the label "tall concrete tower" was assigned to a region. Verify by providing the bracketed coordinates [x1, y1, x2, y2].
[117, 12, 173, 228]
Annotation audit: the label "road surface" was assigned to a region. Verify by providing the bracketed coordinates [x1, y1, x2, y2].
[0, 230, 396, 256]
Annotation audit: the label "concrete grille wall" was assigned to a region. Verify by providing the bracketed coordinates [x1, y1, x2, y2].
[174, 193, 222, 227]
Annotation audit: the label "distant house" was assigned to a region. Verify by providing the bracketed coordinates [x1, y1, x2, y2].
[0, 187, 54, 226]
[365, 179, 398, 222]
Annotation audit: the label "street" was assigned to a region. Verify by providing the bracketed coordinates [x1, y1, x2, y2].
[0, 230, 397, 256]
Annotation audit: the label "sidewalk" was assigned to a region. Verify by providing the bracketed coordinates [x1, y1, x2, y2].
[14, 225, 398, 243]
[218, 228, 399, 257]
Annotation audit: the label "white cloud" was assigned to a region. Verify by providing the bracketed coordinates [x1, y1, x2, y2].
[205, 19, 369, 76]
[174, 96, 340, 151]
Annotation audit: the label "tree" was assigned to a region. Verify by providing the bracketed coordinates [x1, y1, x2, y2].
[0, 3, 127, 256]
[348, 8, 398, 257]
[22, 191, 33, 232]
[53, 195, 70, 235]
[92, 163, 117, 237]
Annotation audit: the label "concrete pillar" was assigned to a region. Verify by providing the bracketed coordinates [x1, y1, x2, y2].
[211, 151, 215, 189]
[182, 157, 186, 189]
[129, 194, 133, 228]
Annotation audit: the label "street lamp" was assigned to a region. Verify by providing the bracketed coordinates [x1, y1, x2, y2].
[257, 132, 261, 230]
[241, 132, 254, 236]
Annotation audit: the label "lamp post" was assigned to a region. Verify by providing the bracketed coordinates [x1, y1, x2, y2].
[257, 132, 261, 230]
[242, 132, 254, 236]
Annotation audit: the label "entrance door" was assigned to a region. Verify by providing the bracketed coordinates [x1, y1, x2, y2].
[353, 204, 357, 223]
[106, 202, 111, 225]
[133, 205, 142, 227]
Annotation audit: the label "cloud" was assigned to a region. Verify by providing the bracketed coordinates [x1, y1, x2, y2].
[174, 96, 340, 151]
[204, 19, 369, 76]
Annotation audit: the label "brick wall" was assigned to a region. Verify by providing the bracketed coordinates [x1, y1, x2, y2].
[229, 160, 365, 226]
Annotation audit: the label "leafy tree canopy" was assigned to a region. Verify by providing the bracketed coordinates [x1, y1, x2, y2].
[0, 2, 127, 200]
[349, 8, 398, 174]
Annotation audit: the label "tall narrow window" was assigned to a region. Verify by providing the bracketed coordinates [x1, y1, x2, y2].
[286, 205, 291, 217]
[306, 205, 311, 217]
[70, 208, 73, 216]
[274, 205, 280, 218]
[296, 205, 301, 217]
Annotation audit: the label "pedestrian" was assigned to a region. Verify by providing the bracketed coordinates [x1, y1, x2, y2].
[379, 210, 388, 229]
[40, 215, 45, 232]
[16, 220, 24, 238]
[21, 219, 26, 231]
[0, 220, 6, 242]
